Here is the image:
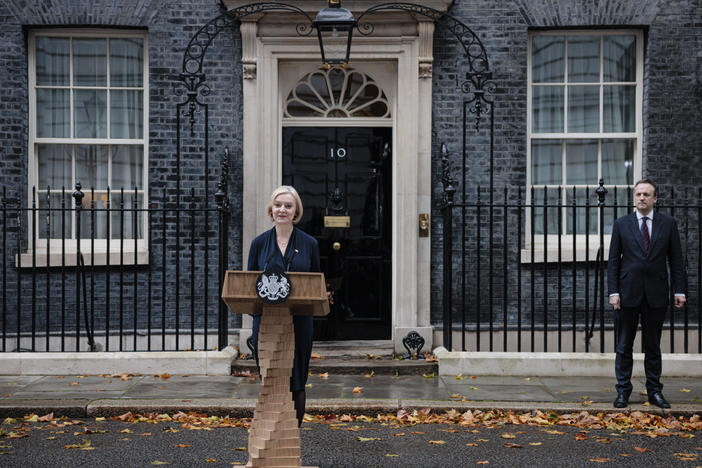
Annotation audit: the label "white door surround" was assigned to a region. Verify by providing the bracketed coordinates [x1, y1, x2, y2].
[224, 0, 454, 353]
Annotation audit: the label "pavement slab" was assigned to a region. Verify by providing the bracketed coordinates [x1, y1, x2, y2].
[0, 373, 701, 418]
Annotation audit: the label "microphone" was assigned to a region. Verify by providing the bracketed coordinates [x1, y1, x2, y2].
[286, 249, 299, 271]
[263, 251, 276, 270]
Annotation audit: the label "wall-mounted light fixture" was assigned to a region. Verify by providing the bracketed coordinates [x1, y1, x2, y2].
[313, 0, 357, 68]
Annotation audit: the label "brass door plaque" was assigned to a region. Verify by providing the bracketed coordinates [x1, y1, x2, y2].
[324, 216, 350, 228]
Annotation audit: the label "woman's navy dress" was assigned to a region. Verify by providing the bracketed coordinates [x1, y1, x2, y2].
[248, 227, 320, 391]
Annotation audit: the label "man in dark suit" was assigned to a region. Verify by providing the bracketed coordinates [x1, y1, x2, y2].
[608, 179, 687, 409]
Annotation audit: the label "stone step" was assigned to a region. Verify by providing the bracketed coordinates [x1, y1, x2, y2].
[234, 340, 435, 375]
[233, 357, 437, 376]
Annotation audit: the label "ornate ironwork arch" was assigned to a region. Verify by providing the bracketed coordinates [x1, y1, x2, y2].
[174, 3, 497, 349]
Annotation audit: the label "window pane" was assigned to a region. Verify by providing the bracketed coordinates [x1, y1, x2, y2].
[532, 187, 560, 235]
[110, 38, 143, 87]
[36, 37, 69, 86]
[36, 89, 70, 138]
[602, 139, 634, 185]
[603, 35, 636, 82]
[112, 146, 143, 190]
[74, 90, 107, 138]
[73, 38, 107, 86]
[532, 36, 564, 83]
[75, 145, 108, 189]
[567, 35, 599, 83]
[110, 90, 143, 139]
[531, 140, 562, 185]
[38, 193, 71, 239]
[79, 192, 108, 239]
[111, 192, 144, 239]
[565, 140, 598, 185]
[603, 85, 635, 132]
[38, 144, 71, 190]
[568, 85, 599, 132]
[532, 86, 564, 132]
[566, 188, 598, 235]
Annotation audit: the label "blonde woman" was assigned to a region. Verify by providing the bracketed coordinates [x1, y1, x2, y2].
[247, 185, 320, 427]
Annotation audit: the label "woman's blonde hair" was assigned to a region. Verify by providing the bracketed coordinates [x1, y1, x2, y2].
[266, 185, 303, 224]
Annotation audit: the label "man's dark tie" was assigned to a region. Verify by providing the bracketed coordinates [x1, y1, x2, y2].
[641, 216, 650, 252]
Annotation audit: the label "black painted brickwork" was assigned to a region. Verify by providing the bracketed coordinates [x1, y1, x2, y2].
[0, 0, 243, 347]
[430, 0, 702, 330]
[0, 0, 701, 348]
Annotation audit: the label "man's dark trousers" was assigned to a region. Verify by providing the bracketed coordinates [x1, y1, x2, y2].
[614, 298, 665, 395]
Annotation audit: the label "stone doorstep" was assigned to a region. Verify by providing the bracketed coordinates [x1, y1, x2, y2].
[435, 348, 702, 377]
[0, 346, 238, 376]
[232, 358, 438, 376]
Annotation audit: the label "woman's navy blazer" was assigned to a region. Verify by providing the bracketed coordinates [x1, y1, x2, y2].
[247, 227, 320, 274]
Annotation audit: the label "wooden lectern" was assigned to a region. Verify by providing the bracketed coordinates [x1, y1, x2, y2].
[222, 271, 329, 468]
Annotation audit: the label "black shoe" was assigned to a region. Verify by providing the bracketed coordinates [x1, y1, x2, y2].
[613, 393, 629, 408]
[648, 392, 670, 409]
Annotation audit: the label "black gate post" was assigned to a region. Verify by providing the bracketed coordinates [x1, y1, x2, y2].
[215, 149, 230, 350]
[73, 183, 84, 352]
[596, 179, 607, 352]
[440, 144, 455, 351]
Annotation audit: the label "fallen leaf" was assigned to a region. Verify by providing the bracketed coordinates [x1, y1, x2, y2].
[633, 446, 648, 452]
[364, 371, 375, 378]
[352, 387, 363, 394]
[37, 413, 54, 422]
[310, 352, 324, 360]
[477, 461, 489, 465]
[466, 443, 478, 446]
[503, 443, 522, 448]
[589, 458, 614, 463]
[681, 388, 691, 392]
[234, 447, 246, 451]
[596, 437, 611, 444]
[319, 372, 329, 379]
[450, 393, 463, 399]
[428, 440, 446, 445]
[64, 439, 92, 450]
[121, 429, 133, 434]
[422, 372, 435, 378]
[575, 432, 588, 441]
[456, 374, 465, 380]
[524, 377, 531, 382]
[356, 437, 380, 442]
[581, 400, 594, 407]
[529, 442, 542, 446]
[619, 453, 631, 457]
[392, 433, 406, 437]
[543, 429, 566, 435]
[160, 373, 171, 380]
[500, 433, 516, 439]
[151, 462, 170, 466]
[95, 417, 106, 422]
[205, 459, 216, 463]
[477, 438, 489, 442]
[386, 454, 399, 457]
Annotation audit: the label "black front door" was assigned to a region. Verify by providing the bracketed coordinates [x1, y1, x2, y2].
[282, 127, 392, 340]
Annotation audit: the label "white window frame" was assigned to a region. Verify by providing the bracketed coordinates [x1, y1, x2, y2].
[22, 28, 149, 267]
[525, 29, 644, 262]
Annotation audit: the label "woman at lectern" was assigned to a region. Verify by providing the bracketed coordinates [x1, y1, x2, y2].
[247, 185, 320, 428]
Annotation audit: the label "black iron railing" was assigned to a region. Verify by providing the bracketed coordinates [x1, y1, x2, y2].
[440, 173, 702, 354]
[0, 155, 232, 353]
